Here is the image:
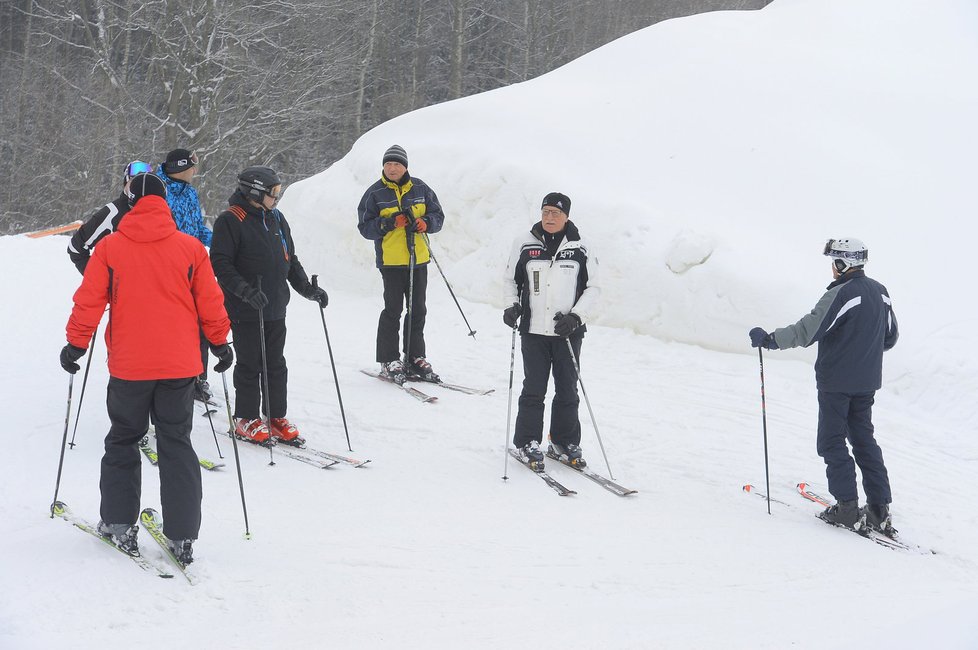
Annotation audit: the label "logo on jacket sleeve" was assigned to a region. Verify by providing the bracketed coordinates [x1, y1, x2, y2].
[528, 249, 541, 258]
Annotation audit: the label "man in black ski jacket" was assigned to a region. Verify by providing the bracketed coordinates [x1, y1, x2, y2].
[749, 238, 899, 534]
[67, 161, 154, 274]
[209, 166, 328, 446]
[502, 192, 600, 472]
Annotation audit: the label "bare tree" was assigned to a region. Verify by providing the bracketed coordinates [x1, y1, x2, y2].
[0, 0, 772, 234]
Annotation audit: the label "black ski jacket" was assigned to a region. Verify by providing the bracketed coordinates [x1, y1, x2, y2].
[210, 190, 315, 322]
[67, 194, 131, 274]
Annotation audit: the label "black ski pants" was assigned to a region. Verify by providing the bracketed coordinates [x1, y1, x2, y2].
[231, 318, 288, 420]
[377, 265, 427, 363]
[198, 328, 209, 382]
[816, 390, 891, 505]
[100, 376, 201, 540]
[513, 332, 583, 449]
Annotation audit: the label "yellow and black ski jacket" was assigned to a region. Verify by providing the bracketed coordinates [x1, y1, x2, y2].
[357, 172, 444, 268]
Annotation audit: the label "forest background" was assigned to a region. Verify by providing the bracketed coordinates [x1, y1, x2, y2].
[0, 0, 769, 234]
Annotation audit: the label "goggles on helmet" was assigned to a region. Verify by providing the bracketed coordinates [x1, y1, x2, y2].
[823, 239, 868, 264]
[124, 161, 153, 182]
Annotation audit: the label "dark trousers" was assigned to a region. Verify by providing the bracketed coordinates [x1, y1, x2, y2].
[231, 318, 288, 420]
[198, 329, 209, 382]
[377, 265, 428, 363]
[513, 332, 583, 448]
[816, 390, 891, 505]
[100, 376, 201, 540]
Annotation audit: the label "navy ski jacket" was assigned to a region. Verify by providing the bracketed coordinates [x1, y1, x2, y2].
[773, 269, 898, 393]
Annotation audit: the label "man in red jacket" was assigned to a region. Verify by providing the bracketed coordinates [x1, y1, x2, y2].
[60, 173, 232, 566]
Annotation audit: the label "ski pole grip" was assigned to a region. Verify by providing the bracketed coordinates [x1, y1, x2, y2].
[312, 274, 319, 289]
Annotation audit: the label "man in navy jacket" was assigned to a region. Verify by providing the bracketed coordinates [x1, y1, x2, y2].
[750, 238, 898, 533]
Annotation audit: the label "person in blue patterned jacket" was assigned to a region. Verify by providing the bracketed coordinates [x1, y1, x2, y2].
[157, 148, 214, 402]
[157, 148, 212, 247]
[749, 238, 899, 535]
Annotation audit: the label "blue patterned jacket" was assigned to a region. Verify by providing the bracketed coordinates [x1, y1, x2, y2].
[156, 169, 212, 246]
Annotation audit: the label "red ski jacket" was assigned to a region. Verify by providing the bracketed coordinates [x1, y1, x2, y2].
[66, 195, 230, 380]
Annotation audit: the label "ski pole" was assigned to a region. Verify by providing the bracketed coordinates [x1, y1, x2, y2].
[311, 275, 353, 451]
[564, 337, 615, 480]
[221, 370, 251, 538]
[203, 405, 224, 459]
[758, 347, 772, 515]
[403, 230, 417, 367]
[256, 275, 275, 466]
[68, 325, 99, 449]
[50, 374, 75, 516]
[502, 325, 518, 480]
[423, 234, 476, 339]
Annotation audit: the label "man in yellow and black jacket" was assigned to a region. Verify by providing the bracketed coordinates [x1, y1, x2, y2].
[357, 145, 445, 385]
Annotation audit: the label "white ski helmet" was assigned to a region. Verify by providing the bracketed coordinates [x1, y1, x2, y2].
[823, 238, 868, 273]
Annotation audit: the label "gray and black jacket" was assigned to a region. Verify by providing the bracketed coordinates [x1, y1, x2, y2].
[773, 269, 898, 393]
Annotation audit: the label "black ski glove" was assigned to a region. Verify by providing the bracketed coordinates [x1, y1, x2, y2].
[749, 327, 779, 350]
[553, 312, 582, 337]
[60, 344, 87, 374]
[503, 303, 522, 328]
[305, 286, 328, 308]
[240, 286, 268, 310]
[210, 343, 234, 373]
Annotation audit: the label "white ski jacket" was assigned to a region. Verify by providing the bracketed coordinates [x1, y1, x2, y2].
[503, 221, 600, 336]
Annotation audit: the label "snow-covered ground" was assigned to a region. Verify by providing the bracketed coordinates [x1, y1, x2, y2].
[2, 0, 977, 648]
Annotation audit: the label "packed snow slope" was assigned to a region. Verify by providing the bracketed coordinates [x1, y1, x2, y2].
[3, 1, 977, 648]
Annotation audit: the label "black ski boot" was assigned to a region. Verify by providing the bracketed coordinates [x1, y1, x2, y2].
[818, 499, 861, 530]
[548, 442, 587, 468]
[408, 356, 440, 382]
[518, 440, 545, 472]
[381, 360, 407, 385]
[194, 378, 213, 403]
[168, 539, 194, 566]
[97, 521, 140, 556]
[861, 504, 895, 536]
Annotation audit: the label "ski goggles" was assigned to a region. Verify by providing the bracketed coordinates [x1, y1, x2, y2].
[168, 151, 199, 170]
[823, 239, 868, 263]
[124, 161, 154, 182]
[267, 185, 283, 200]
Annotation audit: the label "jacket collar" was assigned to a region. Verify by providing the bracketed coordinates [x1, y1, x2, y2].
[827, 268, 865, 290]
[531, 220, 580, 244]
[229, 190, 272, 220]
[381, 171, 412, 192]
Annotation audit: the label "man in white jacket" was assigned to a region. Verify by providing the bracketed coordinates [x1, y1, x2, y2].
[502, 192, 600, 471]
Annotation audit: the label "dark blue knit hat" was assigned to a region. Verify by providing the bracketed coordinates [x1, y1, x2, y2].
[541, 192, 571, 216]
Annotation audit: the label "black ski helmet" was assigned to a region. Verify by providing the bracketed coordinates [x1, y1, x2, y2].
[125, 172, 167, 207]
[238, 166, 282, 201]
